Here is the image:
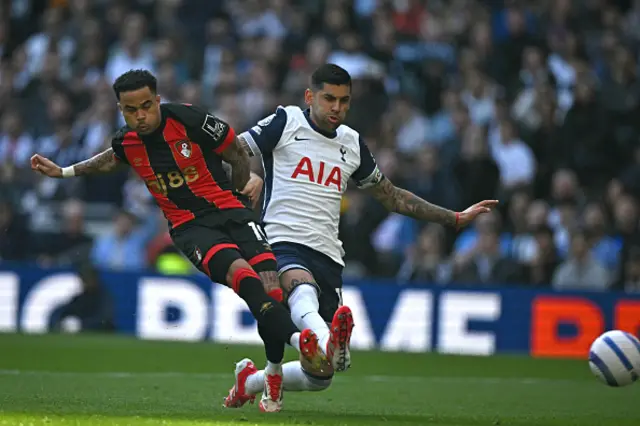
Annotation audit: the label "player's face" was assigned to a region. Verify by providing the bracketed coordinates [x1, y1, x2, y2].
[305, 83, 351, 131]
[118, 87, 162, 135]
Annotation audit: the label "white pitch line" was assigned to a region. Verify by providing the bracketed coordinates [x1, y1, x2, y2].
[0, 369, 583, 385]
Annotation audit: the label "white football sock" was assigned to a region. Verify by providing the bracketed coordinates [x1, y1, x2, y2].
[288, 284, 331, 355]
[245, 361, 332, 395]
[289, 332, 301, 352]
[265, 360, 282, 376]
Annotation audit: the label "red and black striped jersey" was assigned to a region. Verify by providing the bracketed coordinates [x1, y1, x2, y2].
[111, 103, 254, 229]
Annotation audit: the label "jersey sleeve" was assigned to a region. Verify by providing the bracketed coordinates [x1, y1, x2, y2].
[111, 128, 129, 165]
[176, 103, 237, 154]
[351, 137, 385, 189]
[239, 106, 287, 156]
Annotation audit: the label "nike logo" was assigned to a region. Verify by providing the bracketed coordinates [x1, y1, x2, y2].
[294, 136, 310, 141]
[301, 312, 313, 319]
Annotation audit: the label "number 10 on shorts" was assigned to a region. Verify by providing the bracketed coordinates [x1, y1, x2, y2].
[248, 221, 267, 241]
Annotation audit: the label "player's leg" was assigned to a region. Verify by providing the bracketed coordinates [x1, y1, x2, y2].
[313, 253, 354, 372]
[318, 283, 354, 373]
[280, 267, 331, 353]
[240, 359, 333, 396]
[274, 242, 354, 371]
[240, 237, 287, 412]
[224, 220, 324, 412]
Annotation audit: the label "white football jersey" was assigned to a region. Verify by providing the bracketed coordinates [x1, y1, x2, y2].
[240, 106, 383, 266]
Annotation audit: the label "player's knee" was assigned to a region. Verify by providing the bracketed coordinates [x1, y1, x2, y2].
[226, 259, 260, 293]
[203, 246, 242, 284]
[248, 252, 277, 275]
[282, 273, 320, 304]
[260, 272, 283, 302]
[248, 255, 281, 299]
[286, 281, 320, 309]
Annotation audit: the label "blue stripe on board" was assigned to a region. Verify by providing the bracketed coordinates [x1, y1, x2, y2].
[604, 336, 638, 382]
[589, 351, 619, 386]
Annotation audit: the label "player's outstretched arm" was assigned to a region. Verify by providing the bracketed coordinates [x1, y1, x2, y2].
[31, 148, 124, 179]
[220, 137, 251, 190]
[364, 178, 498, 229]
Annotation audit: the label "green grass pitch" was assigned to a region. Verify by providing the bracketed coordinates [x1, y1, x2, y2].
[0, 333, 638, 425]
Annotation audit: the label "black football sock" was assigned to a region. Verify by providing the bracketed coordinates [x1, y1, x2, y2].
[232, 269, 299, 344]
[258, 323, 286, 364]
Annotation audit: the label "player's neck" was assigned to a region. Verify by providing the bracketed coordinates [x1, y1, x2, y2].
[305, 108, 337, 138]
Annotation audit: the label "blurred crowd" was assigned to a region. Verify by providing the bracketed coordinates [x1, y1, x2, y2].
[1, 0, 640, 293]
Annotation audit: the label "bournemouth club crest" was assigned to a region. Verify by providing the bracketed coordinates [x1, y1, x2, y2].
[175, 140, 192, 158]
[193, 246, 203, 264]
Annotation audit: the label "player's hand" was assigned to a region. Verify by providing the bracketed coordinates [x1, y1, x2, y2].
[456, 200, 499, 230]
[240, 172, 264, 209]
[31, 154, 62, 178]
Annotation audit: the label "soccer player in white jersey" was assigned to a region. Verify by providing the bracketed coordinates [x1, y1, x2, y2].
[223, 64, 498, 411]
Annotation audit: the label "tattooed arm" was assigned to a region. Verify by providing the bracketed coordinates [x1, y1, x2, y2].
[73, 148, 124, 176]
[31, 148, 125, 179]
[235, 133, 264, 175]
[364, 177, 458, 227]
[221, 134, 264, 178]
[220, 137, 252, 190]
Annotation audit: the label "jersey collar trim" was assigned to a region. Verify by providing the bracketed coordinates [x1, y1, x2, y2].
[304, 109, 337, 139]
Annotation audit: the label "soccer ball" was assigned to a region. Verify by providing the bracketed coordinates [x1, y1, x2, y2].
[589, 330, 640, 387]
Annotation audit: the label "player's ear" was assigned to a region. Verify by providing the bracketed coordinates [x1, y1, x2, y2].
[155, 95, 161, 104]
[304, 88, 313, 106]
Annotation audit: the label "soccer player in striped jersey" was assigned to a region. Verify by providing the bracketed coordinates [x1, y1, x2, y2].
[30, 69, 324, 413]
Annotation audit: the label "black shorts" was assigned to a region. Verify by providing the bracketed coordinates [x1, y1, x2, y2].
[170, 215, 275, 284]
[272, 242, 343, 323]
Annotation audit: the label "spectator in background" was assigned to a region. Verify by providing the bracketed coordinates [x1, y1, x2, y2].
[511, 198, 550, 263]
[452, 224, 524, 285]
[517, 82, 563, 197]
[105, 13, 154, 85]
[621, 247, 640, 293]
[91, 209, 157, 272]
[0, 110, 35, 193]
[490, 118, 536, 193]
[24, 7, 75, 79]
[453, 209, 512, 258]
[397, 224, 451, 284]
[612, 195, 640, 289]
[35, 198, 92, 267]
[453, 124, 500, 209]
[0, 199, 30, 262]
[552, 229, 611, 291]
[429, 88, 460, 145]
[583, 202, 620, 272]
[406, 146, 459, 212]
[560, 78, 610, 189]
[49, 261, 114, 333]
[387, 95, 431, 155]
[461, 68, 496, 126]
[0, 110, 33, 169]
[526, 225, 559, 286]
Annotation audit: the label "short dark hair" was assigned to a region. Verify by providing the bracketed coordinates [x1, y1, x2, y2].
[112, 69, 157, 100]
[311, 64, 351, 90]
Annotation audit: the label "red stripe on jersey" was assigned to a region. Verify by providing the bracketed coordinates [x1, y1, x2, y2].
[163, 118, 244, 210]
[213, 126, 236, 154]
[122, 132, 195, 227]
